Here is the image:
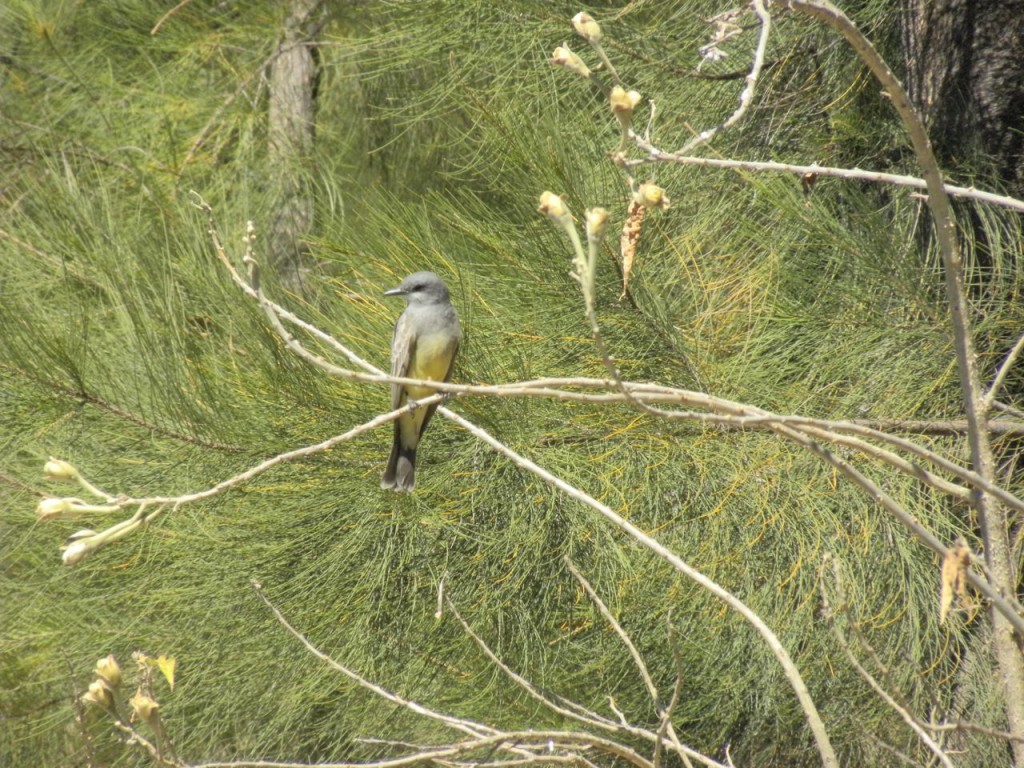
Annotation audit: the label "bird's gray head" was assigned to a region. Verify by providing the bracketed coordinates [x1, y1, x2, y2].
[383, 271, 451, 305]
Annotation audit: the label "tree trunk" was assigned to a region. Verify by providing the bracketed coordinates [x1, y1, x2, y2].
[267, 0, 322, 292]
[901, 0, 1024, 195]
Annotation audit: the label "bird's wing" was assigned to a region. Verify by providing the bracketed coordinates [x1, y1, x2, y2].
[390, 311, 415, 409]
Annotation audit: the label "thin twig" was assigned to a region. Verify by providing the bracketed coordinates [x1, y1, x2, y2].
[674, 0, 772, 155]
[821, 559, 955, 768]
[661, 618, 693, 768]
[123, 402, 438, 509]
[926, 720, 1024, 744]
[444, 597, 621, 732]
[150, 0, 196, 35]
[181, 51, 278, 170]
[253, 581, 495, 739]
[445, 597, 724, 768]
[776, 421, 1024, 637]
[850, 417, 1024, 437]
[984, 329, 1024, 412]
[564, 557, 658, 704]
[110, 719, 184, 768]
[0, 362, 242, 453]
[863, 733, 920, 767]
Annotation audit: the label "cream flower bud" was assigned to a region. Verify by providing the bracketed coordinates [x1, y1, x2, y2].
[36, 497, 72, 521]
[130, 690, 160, 727]
[585, 208, 610, 242]
[550, 44, 591, 78]
[62, 539, 93, 566]
[44, 458, 78, 481]
[83, 679, 114, 709]
[96, 655, 122, 688]
[572, 12, 602, 44]
[538, 191, 570, 221]
[633, 182, 671, 210]
[609, 86, 642, 115]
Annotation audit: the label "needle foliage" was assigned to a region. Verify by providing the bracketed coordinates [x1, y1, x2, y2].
[2, 2, 1023, 767]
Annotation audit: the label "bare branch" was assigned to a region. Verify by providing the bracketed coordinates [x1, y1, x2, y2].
[253, 581, 495, 740]
[675, 0, 773, 155]
[444, 597, 621, 733]
[786, 0, 1024, 752]
[444, 597, 725, 768]
[659, 618, 692, 768]
[193, 729, 654, 768]
[150, 0, 196, 35]
[442, 410, 838, 768]
[821, 559, 955, 768]
[564, 557, 659, 704]
[849, 417, 1024, 437]
[984, 329, 1024, 412]
[927, 720, 1024, 744]
[619, 153, 1024, 215]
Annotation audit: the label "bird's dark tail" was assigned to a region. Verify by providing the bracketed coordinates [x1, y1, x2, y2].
[381, 424, 417, 491]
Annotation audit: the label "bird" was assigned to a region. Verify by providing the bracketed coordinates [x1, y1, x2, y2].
[380, 271, 462, 492]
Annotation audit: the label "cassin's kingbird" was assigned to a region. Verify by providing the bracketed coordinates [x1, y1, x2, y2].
[380, 271, 462, 492]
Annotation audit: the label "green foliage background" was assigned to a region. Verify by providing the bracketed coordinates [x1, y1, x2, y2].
[2, 1, 1023, 766]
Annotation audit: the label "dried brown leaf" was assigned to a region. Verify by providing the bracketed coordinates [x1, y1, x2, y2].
[939, 541, 971, 624]
[619, 200, 645, 298]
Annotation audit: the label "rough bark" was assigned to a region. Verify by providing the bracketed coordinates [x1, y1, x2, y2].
[901, 0, 1024, 195]
[267, 0, 322, 292]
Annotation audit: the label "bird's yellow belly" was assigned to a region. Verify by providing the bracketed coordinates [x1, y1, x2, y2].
[406, 332, 456, 400]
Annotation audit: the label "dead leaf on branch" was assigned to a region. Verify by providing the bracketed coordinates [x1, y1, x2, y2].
[801, 172, 817, 206]
[939, 541, 971, 624]
[619, 200, 645, 298]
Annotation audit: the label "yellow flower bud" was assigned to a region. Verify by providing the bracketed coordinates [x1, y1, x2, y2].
[633, 182, 671, 210]
[609, 86, 642, 115]
[130, 690, 161, 727]
[95, 655, 122, 688]
[36, 497, 72, 521]
[538, 191, 570, 221]
[572, 12, 602, 44]
[83, 679, 114, 710]
[585, 208, 610, 242]
[44, 458, 78, 481]
[550, 44, 591, 78]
